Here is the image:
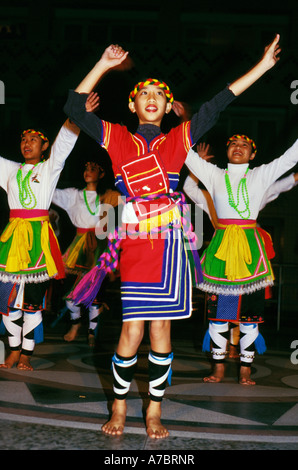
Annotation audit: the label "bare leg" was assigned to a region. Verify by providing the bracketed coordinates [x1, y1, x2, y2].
[229, 344, 239, 358]
[17, 354, 33, 371]
[102, 321, 144, 436]
[239, 365, 256, 385]
[146, 400, 169, 439]
[203, 362, 225, 383]
[102, 399, 127, 435]
[146, 320, 172, 439]
[64, 322, 81, 342]
[0, 350, 21, 369]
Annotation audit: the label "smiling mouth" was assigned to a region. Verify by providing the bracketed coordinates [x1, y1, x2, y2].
[145, 105, 157, 112]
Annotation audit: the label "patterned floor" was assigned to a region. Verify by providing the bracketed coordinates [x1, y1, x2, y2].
[0, 302, 298, 452]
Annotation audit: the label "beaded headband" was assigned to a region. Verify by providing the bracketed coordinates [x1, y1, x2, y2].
[21, 129, 49, 143]
[227, 134, 257, 154]
[128, 78, 174, 104]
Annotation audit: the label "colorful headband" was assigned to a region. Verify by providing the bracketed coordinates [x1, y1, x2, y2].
[227, 134, 257, 153]
[128, 78, 174, 104]
[21, 129, 49, 143]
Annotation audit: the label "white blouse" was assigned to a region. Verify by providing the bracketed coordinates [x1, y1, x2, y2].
[52, 188, 100, 229]
[185, 139, 298, 220]
[0, 119, 80, 210]
[183, 172, 297, 219]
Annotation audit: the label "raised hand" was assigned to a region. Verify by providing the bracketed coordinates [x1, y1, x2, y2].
[172, 100, 192, 121]
[101, 44, 131, 71]
[75, 44, 132, 93]
[85, 92, 100, 113]
[261, 34, 281, 70]
[197, 142, 215, 161]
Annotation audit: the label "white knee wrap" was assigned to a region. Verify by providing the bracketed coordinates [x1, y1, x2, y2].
[66, 300, 81, 322]
[239, 323, 258, 364]
[22, 311, 43, 353]
[148, 351, 174, 402]
[112, 353, 138, 399]
[209, 321, 229, 361]
[88, 305, 100, 332]
[3, 310, 22, 349]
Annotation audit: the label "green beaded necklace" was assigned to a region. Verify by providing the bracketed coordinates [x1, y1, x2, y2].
[83, 189, 100, 215]
[224, 165, 250, 219]
[16, 162, 40, 209]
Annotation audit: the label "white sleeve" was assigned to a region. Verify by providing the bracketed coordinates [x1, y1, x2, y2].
[260, 173, 297, 210]
[185, 147, 221, 196]
[256, 139, 298, 191]
[183, 175, 210, 217]
[52, 187, 76, 211]
[0, 156, 19, 193]
[47, 119, 80, 172]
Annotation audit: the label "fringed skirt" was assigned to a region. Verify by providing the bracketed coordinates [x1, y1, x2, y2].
[0, 210, 64, 315]
[63, 228, 107, 276]
[199, 219, 274, 323]
[199, 219, 274, 296]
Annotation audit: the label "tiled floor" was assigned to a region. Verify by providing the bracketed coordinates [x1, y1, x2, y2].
[0, 299, 298, 452]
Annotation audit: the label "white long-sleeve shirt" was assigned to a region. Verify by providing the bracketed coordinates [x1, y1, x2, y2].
[183, 172, 298, 220]
[0, 119, 80, 210]
[52, 188, 100, 229]
[185, 139, 298, 220]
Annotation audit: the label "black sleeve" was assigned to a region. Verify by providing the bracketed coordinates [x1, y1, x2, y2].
[190, 87, 236, 144]
[64, 90, 103, 144]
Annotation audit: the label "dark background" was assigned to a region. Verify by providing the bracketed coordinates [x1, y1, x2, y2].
[1, 0, 298, 328]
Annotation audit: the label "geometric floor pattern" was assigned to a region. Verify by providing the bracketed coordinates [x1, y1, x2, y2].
[1, 313, 298, 451]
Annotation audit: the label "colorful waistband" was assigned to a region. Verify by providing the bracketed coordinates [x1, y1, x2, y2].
[77, 227, 96, 234]
[217, 219, 257, 229]
[10, 209, 49, 219]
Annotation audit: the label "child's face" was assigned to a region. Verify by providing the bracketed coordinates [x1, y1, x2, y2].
[128, 85, 172, 127]
[84, 162, 104, 184]
[227, 139, 256, 165]
[20, 133, 49, 164]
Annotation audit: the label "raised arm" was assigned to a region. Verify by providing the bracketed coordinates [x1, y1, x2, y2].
[228, 34, 281, 96]
[189, 35, 281, 144]
[75, 44, 130, 94]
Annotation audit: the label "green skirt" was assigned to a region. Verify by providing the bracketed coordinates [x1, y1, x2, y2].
[63, 230, 107, 275]
[0, 218, 63, 284]
[200, 223, 274, 296]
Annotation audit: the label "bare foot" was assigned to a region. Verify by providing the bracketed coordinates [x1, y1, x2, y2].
[239, 365, 256, 386]
[64, 323, 81, 342]
[102, 399, 126, 436]
[17, 354, 33, 371]
[146, 401, 169, 439]
[0, 350, 21, 369]
[203, 362, 225, 383]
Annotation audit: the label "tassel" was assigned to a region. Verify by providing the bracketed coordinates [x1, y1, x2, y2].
[202, 328, 211, 352]
[254, 332, 267, 355]
[191, 248, 203, 284]
[70, 265, 107, 308]
[34, 321, 44, 344]
[167, 366, 173, 386]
